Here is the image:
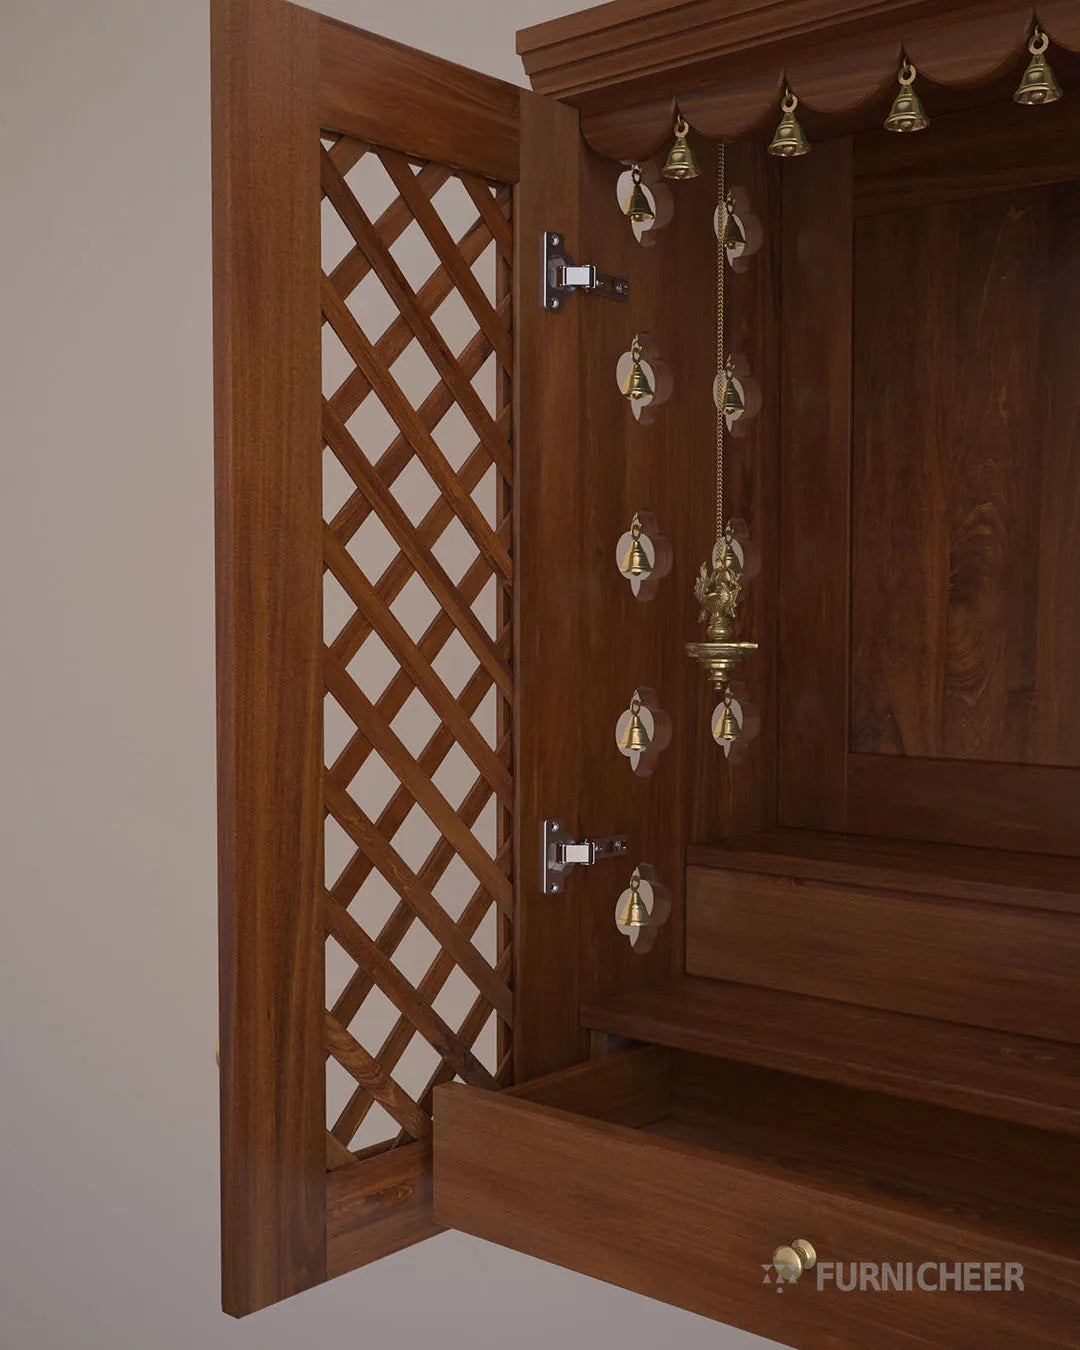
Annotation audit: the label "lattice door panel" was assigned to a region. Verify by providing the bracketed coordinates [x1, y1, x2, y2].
[319, 132, 514, 1172]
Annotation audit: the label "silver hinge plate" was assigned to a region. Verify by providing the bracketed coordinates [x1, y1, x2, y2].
[542, 231, 630, 312]
[541, 819, 629, 894]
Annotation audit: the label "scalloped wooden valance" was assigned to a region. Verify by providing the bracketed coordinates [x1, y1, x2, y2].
[516, 0, 1080, 159]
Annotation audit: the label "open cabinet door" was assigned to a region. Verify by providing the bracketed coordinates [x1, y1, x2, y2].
[214, 0, 547, 1315]
[214, 0, 732, 1318]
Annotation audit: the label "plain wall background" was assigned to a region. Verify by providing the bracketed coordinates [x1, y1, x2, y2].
[0, 1, 781, 1347]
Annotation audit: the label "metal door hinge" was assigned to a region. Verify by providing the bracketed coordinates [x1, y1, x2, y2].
[543, 232, 629, 312]
[541, 819, 629, 894]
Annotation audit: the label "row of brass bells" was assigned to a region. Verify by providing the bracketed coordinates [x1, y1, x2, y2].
[1015, 27, 1063, 106]
[622, 165, 655, 224]
[620, 516, 651, 578]
[885, 60, 930, 134]
[768, 89, 810, 158]
[662, 115, 700, 180]
[618, 694, 652, 754]
[616, 874, 650, 929]
[620, 336, 654, 402]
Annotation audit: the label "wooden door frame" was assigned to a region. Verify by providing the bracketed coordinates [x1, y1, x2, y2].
[213, 0, 539, 1315]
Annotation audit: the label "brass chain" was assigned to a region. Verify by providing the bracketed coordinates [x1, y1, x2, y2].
[715, 141, 725, 551]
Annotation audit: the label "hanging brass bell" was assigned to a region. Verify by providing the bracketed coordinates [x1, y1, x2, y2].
[717, 359, 745, 419]
[1015, 28, 1063, 105]
[617, 878, 650, 929]
[662, 115, 700, 180]
[768, 90, 811, 158]
[620, 520, 652, 578]
[620, 339, 654, 402]
[618, 696, 652, 754]
[623, 166, 655, 224]
[717, 192, 747, 251]
[885, 61, 930, 133]
[716, 696, 741, 743]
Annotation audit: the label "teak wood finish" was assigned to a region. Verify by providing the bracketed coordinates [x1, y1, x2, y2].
[215, 0, 1080, 1342]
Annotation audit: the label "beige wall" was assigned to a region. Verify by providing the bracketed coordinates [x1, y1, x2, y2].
[0, 1, 778, 1346]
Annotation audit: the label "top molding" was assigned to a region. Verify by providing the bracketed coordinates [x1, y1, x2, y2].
[517, 0, 1080, 159]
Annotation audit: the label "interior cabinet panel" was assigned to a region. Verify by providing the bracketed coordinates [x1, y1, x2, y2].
[685, 865, 1080, 1041]
[851, 179, 1080, 766]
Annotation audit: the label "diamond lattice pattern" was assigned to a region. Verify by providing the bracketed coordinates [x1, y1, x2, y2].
[319, 134, 513, 1169]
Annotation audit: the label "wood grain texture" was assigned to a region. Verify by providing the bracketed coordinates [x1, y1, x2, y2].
[667, 1053, 1080, 1236]
[687, 829, 1080, 914]
[511, 0, 1065, 158]
[686, 865, 1080, 1042]
[581, 976, 1080, 1134]
[847, 753, 1080, 858]
[855, 96, 1080, 217]
[512, 91, 586, 1081]
[851, 176, 1080, 768]
[326, 1143, 441, 1280]
[318, 14, 521, 182]
[777, 137, 852, 831]
[434, 1057, 1080, 1347]
[505, 1043, 670, 1125]
[213, 0, 325, 1317]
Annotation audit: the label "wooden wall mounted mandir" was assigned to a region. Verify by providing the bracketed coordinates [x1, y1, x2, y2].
[213, 0, 1080, 1343]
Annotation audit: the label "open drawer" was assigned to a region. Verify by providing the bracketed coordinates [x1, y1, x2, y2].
[434, 1047, 1080, 1349]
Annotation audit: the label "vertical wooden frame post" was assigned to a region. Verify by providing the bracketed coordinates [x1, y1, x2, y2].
[512, 92, 585, 1081]
[777, 137, 853, 831]
[212, 0, 325, 1316]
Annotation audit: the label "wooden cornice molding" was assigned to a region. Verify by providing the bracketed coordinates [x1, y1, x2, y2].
[517, 0, 1080, 159]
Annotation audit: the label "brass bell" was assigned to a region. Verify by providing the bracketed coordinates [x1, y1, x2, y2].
[620, 518, 652, 578]
[617, 876, 650, 929]
[1015, 28, 1063, 106]
[618, 695, 652, 754]
[717, 192, 746, 251]
[768, 89, 811, 158]
[717, 358, 745, 419]
[623, 165, 655, 224]
[885, 60, 930, 133]
[620, 338, 654, 402]
[662, 115, 700, 180]
[715, 694, 741, 743]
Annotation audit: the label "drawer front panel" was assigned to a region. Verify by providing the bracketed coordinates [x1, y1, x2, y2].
[434, 1078, 1080, 1348]
[686, 866, 1080, 1042]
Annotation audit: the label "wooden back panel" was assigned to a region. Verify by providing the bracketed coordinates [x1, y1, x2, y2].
[778, 98, 1080, 853]
[686, 865, 1080, 1042]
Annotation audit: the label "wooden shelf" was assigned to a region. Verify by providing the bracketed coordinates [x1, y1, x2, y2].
[687, 830, 1080, 914]
[580, 977, 1080, 1136]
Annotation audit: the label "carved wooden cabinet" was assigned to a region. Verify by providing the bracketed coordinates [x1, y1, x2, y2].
[212, 1, 1080, 1343]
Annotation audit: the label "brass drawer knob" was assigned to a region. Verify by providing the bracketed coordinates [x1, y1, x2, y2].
[773, 1239, 817, 1284]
